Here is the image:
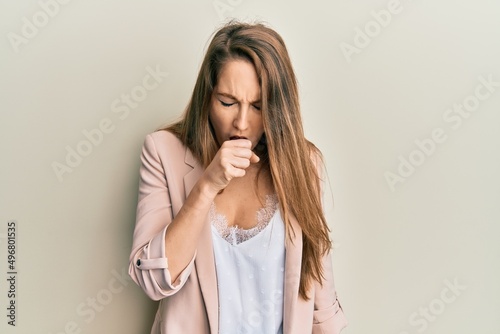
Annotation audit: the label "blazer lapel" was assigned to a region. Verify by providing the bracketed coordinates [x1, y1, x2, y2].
[183, 147, 203, 197]
[183, 148, 219, 334]
[283, 215, 303, 334]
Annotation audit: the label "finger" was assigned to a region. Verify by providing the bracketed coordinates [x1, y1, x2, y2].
[223, 138, 252, 148]
[222, 156, 252, 170]
[249, 152, 260, 163]
[222, 164, 246, 182]
[220, 147, 255, 160]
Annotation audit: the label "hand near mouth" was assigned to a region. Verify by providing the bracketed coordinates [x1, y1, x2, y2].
[202, 138, 260, 196]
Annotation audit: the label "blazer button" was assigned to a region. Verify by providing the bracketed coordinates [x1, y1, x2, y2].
[136, 259, 141, 266]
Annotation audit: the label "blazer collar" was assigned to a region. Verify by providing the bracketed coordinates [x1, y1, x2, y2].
[183, 146, 203, 197]
[184, 145, 198, 168]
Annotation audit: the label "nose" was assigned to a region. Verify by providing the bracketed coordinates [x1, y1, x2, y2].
[233, 105, 250, 131]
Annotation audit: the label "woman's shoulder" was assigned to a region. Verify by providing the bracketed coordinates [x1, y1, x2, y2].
[143, 129, 185, 151]
[142, 129, 187, 160]
[148, 129, 182, 144]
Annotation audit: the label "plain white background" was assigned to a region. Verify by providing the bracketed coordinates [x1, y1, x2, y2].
[1, 0, 499, 333]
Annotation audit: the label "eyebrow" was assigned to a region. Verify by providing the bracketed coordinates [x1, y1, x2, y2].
[216, 92, 261, 104]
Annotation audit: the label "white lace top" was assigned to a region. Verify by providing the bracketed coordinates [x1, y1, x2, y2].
[210, 194, 285, 334]
[210, 194, 280, 245]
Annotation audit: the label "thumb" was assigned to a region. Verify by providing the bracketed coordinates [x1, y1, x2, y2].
[250, 152, 260, 164]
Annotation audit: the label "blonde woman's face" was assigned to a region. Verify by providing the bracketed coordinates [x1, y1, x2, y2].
[209, 59, 264, 149]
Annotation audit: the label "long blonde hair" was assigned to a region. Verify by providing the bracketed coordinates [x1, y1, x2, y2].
[161, 20, 332, 300]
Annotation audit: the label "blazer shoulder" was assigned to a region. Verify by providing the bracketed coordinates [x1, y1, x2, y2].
[148, 129, 183, 147]
[145, 130, 185, 156]
[145, 130, 201, 175]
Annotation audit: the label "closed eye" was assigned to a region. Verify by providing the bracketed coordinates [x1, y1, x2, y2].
[219, 100, 235, 107]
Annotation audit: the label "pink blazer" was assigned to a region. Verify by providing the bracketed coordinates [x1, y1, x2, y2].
[129, 130, 348, 334]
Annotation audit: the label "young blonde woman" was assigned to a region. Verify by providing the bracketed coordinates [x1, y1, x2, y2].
[129, 21, 347, 334]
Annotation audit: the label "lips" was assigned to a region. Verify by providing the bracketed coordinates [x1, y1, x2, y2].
[229, 136, 248, 140]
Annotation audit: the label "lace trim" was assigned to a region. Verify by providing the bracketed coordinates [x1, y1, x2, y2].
[210, 194, 279, 245]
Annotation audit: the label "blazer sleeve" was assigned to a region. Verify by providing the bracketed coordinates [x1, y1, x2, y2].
[311, 150, 348, 334]
[311, 251, 348, 334]
[128, 133, 196, 301]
